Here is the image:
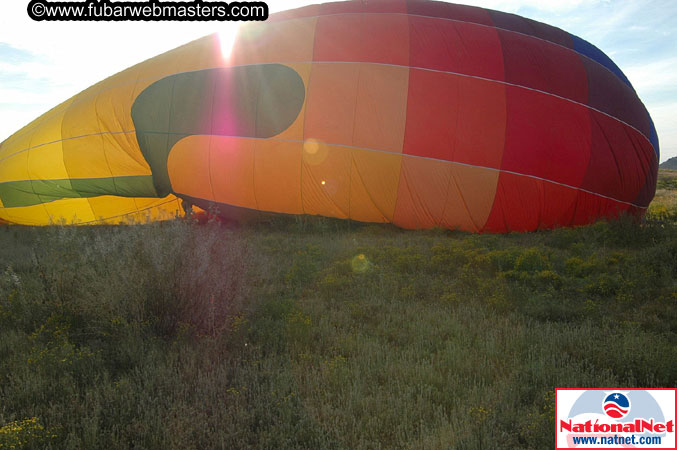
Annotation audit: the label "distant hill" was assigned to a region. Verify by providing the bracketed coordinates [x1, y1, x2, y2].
[660, 157, 677, 169]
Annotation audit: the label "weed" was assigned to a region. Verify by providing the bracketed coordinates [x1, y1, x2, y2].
[0, 171, 675, 448]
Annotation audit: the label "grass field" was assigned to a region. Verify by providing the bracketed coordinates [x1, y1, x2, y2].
[1, 172, 676, 449]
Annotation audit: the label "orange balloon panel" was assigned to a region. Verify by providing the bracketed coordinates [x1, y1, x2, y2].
[0, 0, 658, 231]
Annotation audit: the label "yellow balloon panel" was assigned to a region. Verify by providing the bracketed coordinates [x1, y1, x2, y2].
[0, 204, 52, 225]
[0, 126, 35, 162]
[87, 196, 181, 224]
[119, 196, 182, 224]
[3, 199, 91, 225]
[0, 196, 181, 226]
[27, 101, 71, 151]
[62, 87, 105, 139]
[28, 142, 68, 180]
[0, 151, 29, 184]
[94, 77, 143, 137]
[99, 131, 152, 176]
[87, 196, 140, 223]
[62, 135, 114, 179]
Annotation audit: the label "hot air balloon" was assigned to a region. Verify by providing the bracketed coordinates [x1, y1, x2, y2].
[0, 0, 659, 232]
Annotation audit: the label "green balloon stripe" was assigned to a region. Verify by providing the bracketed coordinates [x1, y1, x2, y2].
[131, 64, 306, 196]
[0, 176, 157, 208]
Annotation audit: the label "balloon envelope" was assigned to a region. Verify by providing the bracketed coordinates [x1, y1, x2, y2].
[0, 0, 659, 231]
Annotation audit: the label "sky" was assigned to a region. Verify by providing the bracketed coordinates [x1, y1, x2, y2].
[0, 0, 675, 162]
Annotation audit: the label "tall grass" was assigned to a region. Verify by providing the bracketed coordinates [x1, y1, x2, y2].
[1, 173, 676, 449]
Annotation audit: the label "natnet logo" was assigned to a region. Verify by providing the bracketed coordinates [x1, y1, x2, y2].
[556, 389, 676, 449]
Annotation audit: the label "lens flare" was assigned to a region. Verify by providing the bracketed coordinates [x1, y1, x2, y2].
[351, 254, 371, 273]
[304, 139, 319, 155]
[303, 138, 329, 165]
[218, 24, 240, 59]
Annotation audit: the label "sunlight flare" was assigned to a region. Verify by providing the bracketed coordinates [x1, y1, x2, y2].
[218, 24, 240, 60]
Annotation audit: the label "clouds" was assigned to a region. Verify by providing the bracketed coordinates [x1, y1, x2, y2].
[624, 57, 677, 102]
[0, 43, 37, 64]
[0, 34, 74, 137]
[0, 0, 675, 161]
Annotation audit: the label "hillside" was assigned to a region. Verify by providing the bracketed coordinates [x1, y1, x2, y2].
[660, 156, 677, 169]
[0, 173, 676, 448]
